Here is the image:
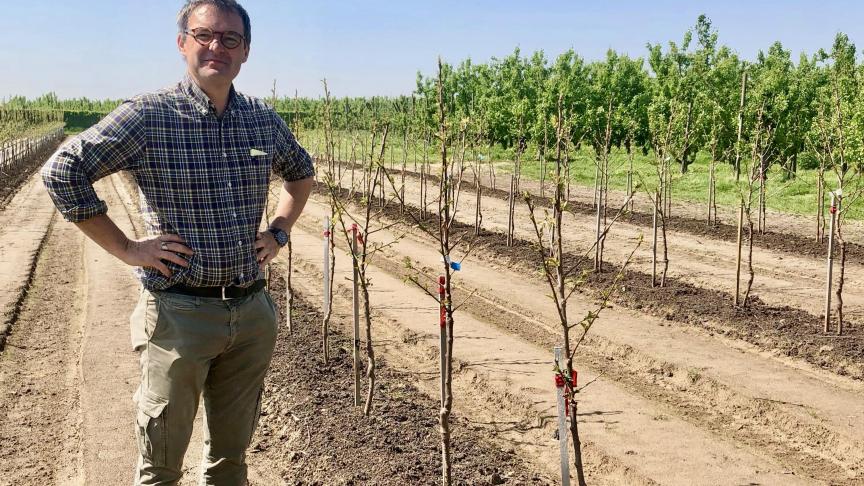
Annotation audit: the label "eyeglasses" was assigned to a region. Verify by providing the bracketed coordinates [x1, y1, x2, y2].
[184, 27, 246, 50]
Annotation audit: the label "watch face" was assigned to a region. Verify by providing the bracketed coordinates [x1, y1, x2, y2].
[270, 228, 289, 247]
[276, 231, 289, 246]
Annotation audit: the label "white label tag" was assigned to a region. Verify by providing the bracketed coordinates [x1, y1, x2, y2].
[250, 148, 268, 156]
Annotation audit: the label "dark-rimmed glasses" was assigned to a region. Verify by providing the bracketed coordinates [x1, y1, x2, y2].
[184, 28, 246, 49]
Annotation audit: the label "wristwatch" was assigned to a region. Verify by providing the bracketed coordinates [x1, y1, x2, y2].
[267, 226, 289, 247]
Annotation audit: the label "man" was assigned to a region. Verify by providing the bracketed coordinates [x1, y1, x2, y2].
[41, 0, 314, 484]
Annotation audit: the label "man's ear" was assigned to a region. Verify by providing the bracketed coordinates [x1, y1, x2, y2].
[177, 33, 186, 54]
[241, 44, 250, 63]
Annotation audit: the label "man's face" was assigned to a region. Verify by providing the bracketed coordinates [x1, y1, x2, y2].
[177, 5, 249, 90]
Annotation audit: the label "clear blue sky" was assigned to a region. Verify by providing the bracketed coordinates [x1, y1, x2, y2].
[3, 0, 863, 101]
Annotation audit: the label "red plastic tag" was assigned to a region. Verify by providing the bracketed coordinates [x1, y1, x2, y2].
[555, 374, 566, 388]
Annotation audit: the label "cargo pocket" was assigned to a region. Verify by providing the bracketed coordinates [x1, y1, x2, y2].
[135, 389, 169, 467]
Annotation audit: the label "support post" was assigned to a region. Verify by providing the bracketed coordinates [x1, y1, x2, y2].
[323, 216, 330, 317]
[824, 193, 837, 333]
[286, 238, 293, 333]
[554, 346, 571, 486]
[352, 224, 361, 406]
[735, 202, 744, 306]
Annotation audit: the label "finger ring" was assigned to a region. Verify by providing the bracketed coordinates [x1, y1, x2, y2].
[160, 241, 168, 251]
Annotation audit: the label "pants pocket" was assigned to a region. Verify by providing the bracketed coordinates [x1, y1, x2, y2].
[130, 290, 159, 352]
[135, 388, 169, 467]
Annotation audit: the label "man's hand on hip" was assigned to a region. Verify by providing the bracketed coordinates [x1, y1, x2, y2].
[122, 234, 194, 278]
[255, 231, 281, 270]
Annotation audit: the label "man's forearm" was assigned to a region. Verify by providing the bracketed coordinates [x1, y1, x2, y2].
[75, 213, 132, 260]
[270, 176, 314, 233]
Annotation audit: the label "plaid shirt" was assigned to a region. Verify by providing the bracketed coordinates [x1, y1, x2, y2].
[42, 76, 314, 291]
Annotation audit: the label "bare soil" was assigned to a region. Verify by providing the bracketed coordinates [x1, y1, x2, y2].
[254, 276, 548, 485]
[315, 183, 864, 382]
[0, 209, 85, 484]
[0, 170, 556, 485]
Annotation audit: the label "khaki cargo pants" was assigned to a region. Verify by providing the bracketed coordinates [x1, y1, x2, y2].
[129, 287, 278, 485]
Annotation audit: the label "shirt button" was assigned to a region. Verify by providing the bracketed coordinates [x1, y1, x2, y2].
[238, 240, 243, 246]
[239, 272, 244, 278]
[232, 212, 237, 218]
[228, 182, 232, 188]
[222, 151, 227, 158]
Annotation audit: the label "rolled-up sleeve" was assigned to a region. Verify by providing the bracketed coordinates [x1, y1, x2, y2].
[41, 100, 146, 222]
[271, 113, 314, 182]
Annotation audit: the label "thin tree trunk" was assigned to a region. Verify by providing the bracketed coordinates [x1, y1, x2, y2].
[836, 234, 846, 336]
[651, 191, 659, 288]
[816, 167, 825, 243]
[361, 280, 376, 415]
[742, 213, 755, 307]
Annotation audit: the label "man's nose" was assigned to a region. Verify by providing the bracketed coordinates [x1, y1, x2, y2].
[207, 38, 228, 53]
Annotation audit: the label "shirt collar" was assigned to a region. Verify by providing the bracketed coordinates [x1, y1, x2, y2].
[180, 75, 240, 118]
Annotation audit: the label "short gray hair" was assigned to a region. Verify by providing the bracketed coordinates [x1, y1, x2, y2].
[177, 0, 251, 46]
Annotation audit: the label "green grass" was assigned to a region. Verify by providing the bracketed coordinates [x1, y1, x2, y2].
[298, 129, 861, 221]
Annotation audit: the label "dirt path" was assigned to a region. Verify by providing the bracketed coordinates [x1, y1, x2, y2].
[296, 192, 864, 482]
[0, 172, 284, 485]
[0, 210, 86, 484]
[76, 176, 146, 483]
[282, 203, 826, 485]
[0, 173, 57, 349]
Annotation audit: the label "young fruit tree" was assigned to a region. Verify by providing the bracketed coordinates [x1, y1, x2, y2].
[381, 58, 472, 486]
[525, 95, 641, 485]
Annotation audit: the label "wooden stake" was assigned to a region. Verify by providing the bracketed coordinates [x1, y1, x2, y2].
[320, 215, 333, 363]
[824, 193, 837, 333]
[323, 216, 330, 319]
[286, 238, 293, 333]
[734, 202, 744, 306]
[352, 224, 361, 406]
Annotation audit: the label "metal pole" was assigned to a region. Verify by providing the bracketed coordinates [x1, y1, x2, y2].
[438, 275, 447, 408]
[554, 346, 571, 486]
[824, 193, 837, 333]
[352, 224, 361, 407]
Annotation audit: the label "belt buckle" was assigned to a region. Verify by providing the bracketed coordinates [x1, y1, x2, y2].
[221, 286, 229, 301]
